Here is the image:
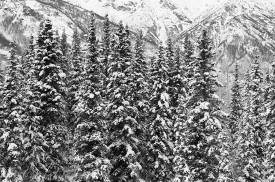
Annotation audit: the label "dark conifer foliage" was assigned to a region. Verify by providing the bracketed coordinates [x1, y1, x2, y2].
[166, 39, 185, 180]
[0, 41, 24, 181]
[266, 59, 275, 181]
[129, 31, 150, 180]
[20, 19, 68, 181]
[74, 14, 109, 181]
[172, 46, 188, 182]
[183, 30, 224, 182]
[23, 36, 35, 77]
[183, 34, 194, 82]
[102, 14, 111, 81]
[225, 62, 244, 181]
[146, 44, 174, 182]
[229, 63, 243, 136]
[67, 28, 83, 130]
[60, 30, 70, 76]
[105, 21, 144, 182]
[239, 58, 266, 181]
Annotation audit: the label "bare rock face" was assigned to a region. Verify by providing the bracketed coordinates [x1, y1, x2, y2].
[0, 0, 191, 58]
[65, 0, 192, 44]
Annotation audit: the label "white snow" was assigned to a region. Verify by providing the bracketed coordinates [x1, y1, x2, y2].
[7, 143, 17, 151]
[125, 144, 135, 157]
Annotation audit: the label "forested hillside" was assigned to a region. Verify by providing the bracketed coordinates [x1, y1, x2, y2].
[0, 12, 275, 182]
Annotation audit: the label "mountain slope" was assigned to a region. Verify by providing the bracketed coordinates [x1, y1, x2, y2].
[174, 0, 275, 102]
[0, 0, 160, 61]
[65, 0, 192, 44]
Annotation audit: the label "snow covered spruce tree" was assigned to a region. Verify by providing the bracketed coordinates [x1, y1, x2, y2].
[225, 62, 244, 181]
[172, 47, 189, 182]
[105, 22, 144, 181]
[60, 30, 70, 76]
[166, 38, 185, 137]
[266, 57, 275, 181]
[67, 27, 83, 130]
[239, 57, 266, 181]
[74, 14, 110, 182]
[166, 39, 186, 180]
[243, 70, 252, 117]
[264, 70, 271, 103]
[145, 43, 174, 182]
[101, 14, 111, 83]
[0, 41, 24, 181]
[20, 19, 68, 181]
[22, 35, 35, 77]
[229, 63, 243, 137]
[183, 34, 194, 86]
[129, 31, 150, 180]
[183, 30, 224, 181]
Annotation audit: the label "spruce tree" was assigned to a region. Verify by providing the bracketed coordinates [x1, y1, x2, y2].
[264, 70, 271, 103]
[74, 14, 109, 181]
[240, 58, 266, 181]
[230, 63, 243, 136]
[0, 41, 24, 181]
[166, 39, 184, 132]
[60, 30, 69, 76]
[183, 34, 194, 82]
[183, 30, 224, 181]
[266, 59, 275, 181]
[67, 28, 83, 130]
[225, 62, 244, 181]
[105, 22, 144, 181]
[22, 36, 35, 77]
[128, 31, 150, 181]
[166, 40, 185, 180]
[146, 44, 174, 181]
[61, 29, 69, 57]
[243, 70, 252, 118]
[21, 20, 67, 181]
[172, 47, 189, 182]
[102, 14, 111, 81]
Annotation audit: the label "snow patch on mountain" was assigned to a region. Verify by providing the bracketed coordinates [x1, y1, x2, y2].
[65, 0, 192, 43]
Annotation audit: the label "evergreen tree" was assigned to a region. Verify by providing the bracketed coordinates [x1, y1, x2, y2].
[266, 59, 275, 181]
[146, 44, 173, 181]
[60, 30, 70, 76]
[67, 28, 83, 130]
[240, 58, 266, 181]
[71, 28, 81, 61]
[243, 70, 252, 119]
[264, 70, 271, 102]
[105, 22, 144, 181]
[183, 30, 223, 181]
[223, 62, 244, 181]
[21, 20, 67, 181]
[0, 41, 24, 181]
[22, 35, 35, 77]
[229, 63, 243, 136]
[102, 14, 111, 81]
[74, 14, 110, 181]
[166, 40, 185, 180]
[172, 47, 188, 182]
[166, 39, 184, 131]
[183, 34, 194, 81]
[129, 31, 150, 180]
[61, 29, 69, 57]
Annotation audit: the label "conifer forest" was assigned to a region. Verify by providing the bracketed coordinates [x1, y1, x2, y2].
[1, 11, 275, 182]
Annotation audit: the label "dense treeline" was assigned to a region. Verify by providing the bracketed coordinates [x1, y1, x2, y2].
[0, 14, 275, 182]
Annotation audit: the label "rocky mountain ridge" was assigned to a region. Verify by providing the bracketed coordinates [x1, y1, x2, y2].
[173, 0, 275, 101]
